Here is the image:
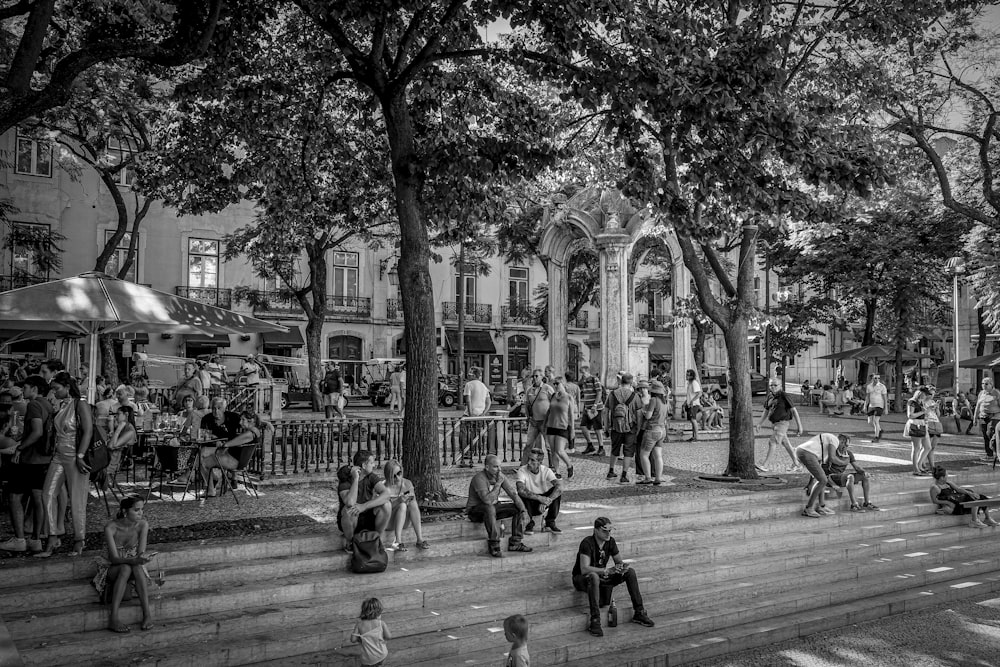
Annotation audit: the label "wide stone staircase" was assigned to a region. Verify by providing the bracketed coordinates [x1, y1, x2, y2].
[3, 470, 1000, 666]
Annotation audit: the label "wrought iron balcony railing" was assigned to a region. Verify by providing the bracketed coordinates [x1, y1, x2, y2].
[175, 286, 233, 309]
[251, 291, 371, 318]
[442, 301, 492, 324]
[386, 298, 403, 321]
[637, 313, 674, 332]
[501, 303, 539, 325]
[569, 311, 589, 329]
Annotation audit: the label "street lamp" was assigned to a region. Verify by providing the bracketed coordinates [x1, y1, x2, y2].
[946, 256, 966, 403]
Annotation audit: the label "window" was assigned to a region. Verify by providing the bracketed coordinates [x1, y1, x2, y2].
[104, 231, 138, 282]
[15, 130, 52, 177]
[106, 136, 137, 187]
[456, 262, 477, 306]
[188, 238, 219, 288]
[509, 267, 528, 305]
[507, 335, 530, 374]
[6, 223, 51, 286]
[332, 252, 359, 297]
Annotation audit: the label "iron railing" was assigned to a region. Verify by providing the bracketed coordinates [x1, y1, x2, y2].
[252, 291, 371, 318]
[260, 414, 528, 477]
[501, 303, 538, 325]
[569, 311, 589, 329]
[386, 298, 403, 321]
[442, 301, 493, 324]
[175, 286, 233, 309]
[637, 313, 673, 332]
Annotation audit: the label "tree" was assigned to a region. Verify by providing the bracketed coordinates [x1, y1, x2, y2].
[0, 0, 247, 134]
[148, 11, 395, 411]
[22, 62, 164, 382]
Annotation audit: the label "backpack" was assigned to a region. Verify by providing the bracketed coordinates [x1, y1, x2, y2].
[323, 372, 341, 394]
[351, 530, 388, 574]
[611, 389, 638, 434]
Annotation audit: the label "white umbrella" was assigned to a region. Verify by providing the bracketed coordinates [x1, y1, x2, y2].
[0, 271, 286, 401]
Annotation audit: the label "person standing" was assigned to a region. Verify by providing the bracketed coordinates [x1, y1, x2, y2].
[351, 597, 392, 667]
[0, 376, 52, 553]
[544, 377, 575, 479]
[564, 371, 581, 452]
[972, 377, 1000, 461]
[520, 369, 554, 466]
[237, 354, 263, 387]
[604, 372, 640, 484]
[683, 369, 702, 442]
[460, 367, 492, 462]
[322, 362, 345, 419]
[637, 380, 668, 485]
[388, 364, 404, 414]
[862, 374, 888, 442]
[578, 364, 606, 457]
[172, 362, 203, 412]
[756, 379, 804, 472]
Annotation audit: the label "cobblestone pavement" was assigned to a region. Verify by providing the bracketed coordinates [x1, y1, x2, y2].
[0, 398, 991, 546]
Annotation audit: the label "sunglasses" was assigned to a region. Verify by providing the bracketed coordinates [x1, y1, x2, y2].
[598, 525, 614, 532]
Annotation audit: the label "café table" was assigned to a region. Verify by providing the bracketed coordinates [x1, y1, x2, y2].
[143, 430, 225, 501]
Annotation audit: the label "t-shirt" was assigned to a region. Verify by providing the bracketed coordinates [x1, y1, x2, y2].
[545, 394, 573, 429]
[351, 618, 388, 666]
[524, 384, 554, 423]
[337, 472, 381, 529]
[516, 464, 557, 495]
[826, 449, 856, 475]
[20, 396, 53, 465]
[463, 379, 491, 416]
[506, 645, 530, 667]
[200, 411, 241, 440]
[977, 389, 1000, 418]
[643, 396, 667, 428]
[685, 379, 702, 405]
[579, 375, 603, 408]
[564, 381, 581, 412]
[241, 360, 261, 385]
[867, 383, 887, 408]
[573, 535, 618, 577]
[765, 392, 794, 423]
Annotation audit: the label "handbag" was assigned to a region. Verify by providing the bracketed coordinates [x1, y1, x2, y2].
[75, 400, 111, 476]
[906, 419, 927, 438]
[350, 530, 388, 574]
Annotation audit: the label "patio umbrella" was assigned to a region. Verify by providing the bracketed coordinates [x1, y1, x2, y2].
[835, 344, 925, 362]
[0, 271, 286, 401]
[815, 349, 866, 361]
[937, 353, 1000, 370]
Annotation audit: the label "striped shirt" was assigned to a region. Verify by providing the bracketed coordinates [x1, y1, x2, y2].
[580, 375, 604, 408]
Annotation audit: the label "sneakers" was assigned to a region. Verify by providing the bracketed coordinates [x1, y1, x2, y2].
[508, 543, 533, 553]
[26, 538, 42, 552]
[631, 611, 655, 627]
[0, 537, 26, 552]
[970, 518, 988, 529]
[861, 502, 880, 511]
[581, 446, 597, 456]
[606, 470, 617, 480]
[567, 466, 574, 479]
[801, 508, 821, 518]
[415, 540, 431, 549]
[619, 472, 630, 484]
[524, 520, 536, 536]
[850, 503, 864, 512]
[816, 506, 836, 515]
[544, 523, 562, 533]
[489, 545, 503, 558]
[755, 464, 768, 472]
[588, 617, 604, 636]
[984, 516, 1000, 527]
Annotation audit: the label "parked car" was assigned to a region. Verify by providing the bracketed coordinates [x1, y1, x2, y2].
[703, 371, 768, 400]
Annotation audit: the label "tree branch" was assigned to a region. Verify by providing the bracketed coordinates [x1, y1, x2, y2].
[702, 242, 737, 297]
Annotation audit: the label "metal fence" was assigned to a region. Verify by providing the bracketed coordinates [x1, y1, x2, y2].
[260, 414, 529, 478]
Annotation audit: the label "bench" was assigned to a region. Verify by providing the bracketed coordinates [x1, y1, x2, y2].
[958, 497, 1000, 510]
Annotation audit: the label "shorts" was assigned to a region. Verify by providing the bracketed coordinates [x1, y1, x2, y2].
[927, 421, 943, 436]
[641, 426, 666, 450]
[828, 471, 866, 487]
[546, 426, 570, 440]
[867, 407, 884, 416]
[581, 408, 603, 430]
[322, 392, 341, 407]
[7, 463, 48, 494]
[686, 405, 701, 420]
[611, 431, 637, 458]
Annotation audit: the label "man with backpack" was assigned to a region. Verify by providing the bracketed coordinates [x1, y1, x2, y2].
[604, 372, 640, 484]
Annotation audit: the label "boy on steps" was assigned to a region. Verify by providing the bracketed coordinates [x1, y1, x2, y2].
[504, 613, 530, 667]
[351, 597, 391, 667]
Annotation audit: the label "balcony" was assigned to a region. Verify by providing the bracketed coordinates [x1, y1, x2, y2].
[387, 298, 403, 322]
[252, 291, 371, 319]
[0, 274, 47, 292]
[637, 313, 674, 332]
[175, 286, 233, 309]
[501, 302, 539, 326]
[442, 301, 492, 324]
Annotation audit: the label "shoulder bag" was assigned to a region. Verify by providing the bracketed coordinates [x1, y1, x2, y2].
[76, 400, 111, 476]
[350, 530, 388, 574]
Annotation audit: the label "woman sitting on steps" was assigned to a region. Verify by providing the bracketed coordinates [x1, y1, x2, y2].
[929, 465, 999, 528]
[92, 495, 156, 633]
[382, 460, 429, 551]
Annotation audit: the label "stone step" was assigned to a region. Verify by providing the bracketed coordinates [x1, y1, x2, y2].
[17, 514, 995, 665]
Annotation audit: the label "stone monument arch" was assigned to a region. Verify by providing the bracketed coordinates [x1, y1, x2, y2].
[537, 187, 694, 393]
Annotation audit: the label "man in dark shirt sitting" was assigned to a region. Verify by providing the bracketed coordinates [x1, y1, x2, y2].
[467, 454, 533, 558]
[199, 397, 241, 440]
[337, 449, 391, 549]
[572, 516, 654, 637]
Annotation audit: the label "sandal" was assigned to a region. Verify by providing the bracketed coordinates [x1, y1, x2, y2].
[108, 624, 131, 634]
[850, 503, 863, 512]
[415, 541, 430, 550]
[140, 620, 153, 631]
[69, 540, 85, 557]
[389, 541, 407, 552]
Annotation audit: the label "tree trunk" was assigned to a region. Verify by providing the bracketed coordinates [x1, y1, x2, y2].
[302, 243, 328, 412]
[457, 240, 466, 409]
[692, 319, 707, 370]
[857, 297, 878, 384]
[382, 95, 445, 501]
[976, 306, 986, 388]
[98, 334, 118, 387]
[306, 318, 324, 412]
[721, 318, 756, 478]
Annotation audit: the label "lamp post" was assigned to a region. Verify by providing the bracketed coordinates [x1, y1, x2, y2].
[946, 256, 966, 403]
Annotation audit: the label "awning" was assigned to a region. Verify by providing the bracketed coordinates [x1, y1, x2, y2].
[649, 335, 672, 362]
[117, 332, 150, 345]
[184, 333, 231, 347]
[445, 329, 497, 354]
[261, 327, 305, 347]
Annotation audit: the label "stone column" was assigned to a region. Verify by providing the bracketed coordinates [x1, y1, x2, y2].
[547, 257, 568, 374]
[596, 232, 631, 383]
[671, 255, 696, 399]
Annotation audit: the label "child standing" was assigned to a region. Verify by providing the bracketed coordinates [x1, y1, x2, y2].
[351, 597, 392, 667]
[504, 614, 530, 667]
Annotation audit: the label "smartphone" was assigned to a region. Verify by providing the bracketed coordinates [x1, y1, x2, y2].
[143, 551, 160, 558]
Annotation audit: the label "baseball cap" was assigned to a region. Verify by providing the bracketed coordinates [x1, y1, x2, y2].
[621, 372, 634, 383]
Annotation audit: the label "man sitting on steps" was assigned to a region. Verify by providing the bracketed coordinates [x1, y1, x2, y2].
[467, 455, 533, 558]
[516, 448, 563, 535]
[572, 516, 654, 637]
[337, 450, 392, 551]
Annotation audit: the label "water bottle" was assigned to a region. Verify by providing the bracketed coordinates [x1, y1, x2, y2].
[608, 596, 618, 627]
